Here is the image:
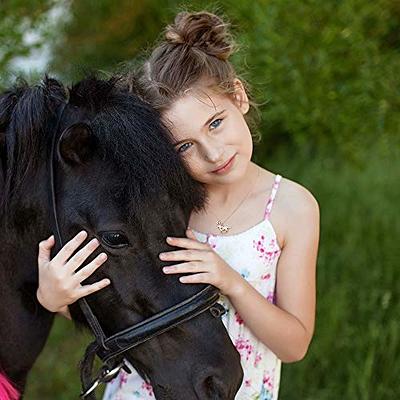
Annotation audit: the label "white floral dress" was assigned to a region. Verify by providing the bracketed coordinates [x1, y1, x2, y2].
[103, 174, 283, 400]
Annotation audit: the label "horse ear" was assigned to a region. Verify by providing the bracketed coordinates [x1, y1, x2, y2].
[58, 123, 98, 166]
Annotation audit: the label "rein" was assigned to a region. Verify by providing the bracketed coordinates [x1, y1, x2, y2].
[48, 103, 226, 399]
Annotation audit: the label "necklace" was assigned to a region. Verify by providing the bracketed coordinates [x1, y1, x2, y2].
[209, 169, 260, 234]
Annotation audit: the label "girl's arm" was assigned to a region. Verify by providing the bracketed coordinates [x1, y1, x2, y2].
[228, 184, 319, 362]
[161, 183, 319, 363]
[36, 232, 110, 317]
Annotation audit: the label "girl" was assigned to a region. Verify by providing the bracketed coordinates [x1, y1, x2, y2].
[36, 11, 320, 400]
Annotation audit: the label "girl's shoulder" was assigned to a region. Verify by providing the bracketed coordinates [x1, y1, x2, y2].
[272, 172, 318, 209]
[258, 167, 319, 249]
[258, 166, 318, 209]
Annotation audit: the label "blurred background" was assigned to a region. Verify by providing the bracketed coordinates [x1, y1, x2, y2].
[1, 0, 399, 399]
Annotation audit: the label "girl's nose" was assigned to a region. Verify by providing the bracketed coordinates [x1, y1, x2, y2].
[203, 141, 224, 164]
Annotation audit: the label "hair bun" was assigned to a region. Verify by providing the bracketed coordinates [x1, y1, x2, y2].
[165, 11, 234, 61]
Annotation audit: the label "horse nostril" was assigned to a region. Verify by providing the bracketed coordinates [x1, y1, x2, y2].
[195, 374, 228, 399]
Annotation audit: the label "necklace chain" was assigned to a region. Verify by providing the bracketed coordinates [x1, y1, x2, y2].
[208, 169, 260, 234]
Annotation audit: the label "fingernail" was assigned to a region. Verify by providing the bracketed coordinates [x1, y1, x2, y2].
[79, 230, 87, 237]
[166, 237, 172, 242]
[91, 238, 99, 246]
[99, 253, 107, 260]
[104, 279, 111, 285]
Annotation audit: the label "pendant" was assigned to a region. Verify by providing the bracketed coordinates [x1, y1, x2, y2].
[216, 220, 231, 234]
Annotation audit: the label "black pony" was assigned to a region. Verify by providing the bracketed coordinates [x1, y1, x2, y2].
[0, 76, 242, 399]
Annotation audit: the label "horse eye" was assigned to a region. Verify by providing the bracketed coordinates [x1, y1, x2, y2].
[100, 232, 129, 248]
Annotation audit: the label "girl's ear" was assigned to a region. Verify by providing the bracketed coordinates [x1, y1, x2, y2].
[231, 79, 250, 115]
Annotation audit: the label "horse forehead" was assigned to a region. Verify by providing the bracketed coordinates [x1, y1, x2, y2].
[60, 177, 143, 218]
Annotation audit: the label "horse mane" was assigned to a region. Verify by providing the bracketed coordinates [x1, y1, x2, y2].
[0, 76, 67, 219]
[0, 74, 206, 221]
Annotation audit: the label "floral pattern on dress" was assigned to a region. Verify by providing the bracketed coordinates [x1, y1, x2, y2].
[253, 235, 281, 266]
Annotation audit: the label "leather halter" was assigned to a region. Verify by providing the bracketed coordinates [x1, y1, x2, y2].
[49, 103, 226, 398]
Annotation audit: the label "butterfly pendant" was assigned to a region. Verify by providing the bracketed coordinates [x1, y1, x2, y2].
[216, 220, 231, 234]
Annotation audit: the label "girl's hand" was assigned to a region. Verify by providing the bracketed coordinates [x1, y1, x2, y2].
[159, 228, 245, 297]
[36, 231, 110, 314]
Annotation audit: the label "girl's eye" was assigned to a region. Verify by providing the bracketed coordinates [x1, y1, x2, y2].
[210, 118, 223, 130]
[177, 142, 193, 153]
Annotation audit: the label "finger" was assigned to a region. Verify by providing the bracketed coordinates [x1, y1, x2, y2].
[162, 262, 203, 274]
[73, 253, 108, 283]
[166, 235, 206, 250]
[66, 238, 101, 273]
[179, 273, 211, 284]
[159, 249, 206, 262]
[77, 279, 111, 298]
[186, 228, 199, 240]
[52, 230, 88, 265]
[38, 235, 55, 265]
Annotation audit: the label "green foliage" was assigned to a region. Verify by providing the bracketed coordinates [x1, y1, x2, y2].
[49, 0, 174, 80]
[224, 0, 400, 159]
[0, 0, 55, 88]
[45, 0, 400, 159]
[2, 0, 399, 156]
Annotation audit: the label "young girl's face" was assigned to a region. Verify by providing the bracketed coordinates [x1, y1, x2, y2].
[163, 80, 253, 186]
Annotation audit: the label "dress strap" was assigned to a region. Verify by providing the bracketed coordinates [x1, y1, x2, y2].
[264, 174, 282, 220]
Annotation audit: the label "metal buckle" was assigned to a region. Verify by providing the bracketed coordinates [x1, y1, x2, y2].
[80, 361, 127, 398]
[209, 303, 226, 318]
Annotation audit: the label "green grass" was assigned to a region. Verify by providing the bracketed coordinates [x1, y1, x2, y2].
[25, 141, 399, 399]
[24, 319, 101, 400]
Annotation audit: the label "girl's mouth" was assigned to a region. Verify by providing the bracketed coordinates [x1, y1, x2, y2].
[211, 154, 236, 174]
